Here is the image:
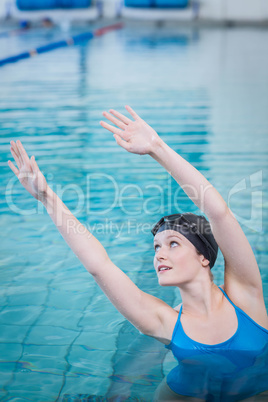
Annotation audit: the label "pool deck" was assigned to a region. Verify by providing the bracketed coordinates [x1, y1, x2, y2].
[2, 3, 268, 25]
[5, 3, 196, 23]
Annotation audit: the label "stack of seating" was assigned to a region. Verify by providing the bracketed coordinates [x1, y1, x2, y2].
[125, 0, 188, 8]
[16, 0, 91, 10]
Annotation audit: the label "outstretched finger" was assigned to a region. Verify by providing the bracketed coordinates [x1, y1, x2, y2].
[30, 155, 39, 174]
[100, 121, 122, 136]
[17, 140, 31, 168]
[109, 109, 132, 125]
[125, 105, 140, 121]
[11, 141, 23, 167]
[10, 146, 22, 169]
[8, 160, 19, 176]
[102, 111, 127, 130]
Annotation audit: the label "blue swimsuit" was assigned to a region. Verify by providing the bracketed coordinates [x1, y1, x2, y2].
[165, 287, 268, 401]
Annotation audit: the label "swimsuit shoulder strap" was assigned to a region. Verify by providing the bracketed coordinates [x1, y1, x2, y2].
[218, 286, 237, 309]
[171, 304, 183, 342]
[218, 286, 268, 335]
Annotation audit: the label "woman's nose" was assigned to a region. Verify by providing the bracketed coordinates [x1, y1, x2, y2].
[156, 248, 167, 260]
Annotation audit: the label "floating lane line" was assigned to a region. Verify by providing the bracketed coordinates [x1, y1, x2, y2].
[0, 22, 123, 67]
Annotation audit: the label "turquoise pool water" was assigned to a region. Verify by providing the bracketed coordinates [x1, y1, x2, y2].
[0, 23, 268, 401]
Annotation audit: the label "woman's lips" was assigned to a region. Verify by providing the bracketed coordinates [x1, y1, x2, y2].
[158, 265, 172, 273]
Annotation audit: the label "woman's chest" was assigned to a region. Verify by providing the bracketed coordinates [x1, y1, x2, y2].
[180, 303, 238, 345]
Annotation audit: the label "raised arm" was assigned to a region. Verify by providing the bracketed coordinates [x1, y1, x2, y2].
[8, 140, 174, 342]
[101, 107, 266, 320]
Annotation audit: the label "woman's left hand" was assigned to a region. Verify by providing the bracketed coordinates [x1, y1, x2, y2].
[100, 105, 161, 155]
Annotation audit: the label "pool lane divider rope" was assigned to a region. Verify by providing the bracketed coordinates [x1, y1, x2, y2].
[0, 22, 123, 67]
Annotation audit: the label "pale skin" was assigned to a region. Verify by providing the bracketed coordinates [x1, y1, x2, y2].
[8, 106, 268, 399]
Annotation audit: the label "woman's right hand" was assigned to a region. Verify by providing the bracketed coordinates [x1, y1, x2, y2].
[8, 140, 48, 202]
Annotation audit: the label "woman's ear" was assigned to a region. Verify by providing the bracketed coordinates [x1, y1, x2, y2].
[200, 255, 210, 268]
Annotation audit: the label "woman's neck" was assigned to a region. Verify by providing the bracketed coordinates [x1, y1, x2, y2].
[179, 281, 222, 317]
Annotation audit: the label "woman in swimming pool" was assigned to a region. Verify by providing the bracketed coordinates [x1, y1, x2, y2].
[8, 106, 268, 401]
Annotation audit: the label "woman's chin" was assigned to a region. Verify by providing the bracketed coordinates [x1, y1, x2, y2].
[158, 278, 178, 287]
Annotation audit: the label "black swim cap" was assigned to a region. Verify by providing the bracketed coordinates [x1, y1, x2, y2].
[151, 213, 218, 269]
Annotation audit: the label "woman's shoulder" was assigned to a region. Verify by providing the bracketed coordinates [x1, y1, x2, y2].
[220, 283, 268, 330]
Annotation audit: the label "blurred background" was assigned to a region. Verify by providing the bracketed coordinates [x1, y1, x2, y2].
[0, 1, 267, 401]
[0, 0, 268, 23]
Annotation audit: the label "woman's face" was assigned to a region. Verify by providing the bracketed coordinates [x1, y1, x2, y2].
[153, 229, 203, 286]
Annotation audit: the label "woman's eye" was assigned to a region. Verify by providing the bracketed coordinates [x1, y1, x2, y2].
[170, 241, 178, 247]
[154, 245, 160, 252]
